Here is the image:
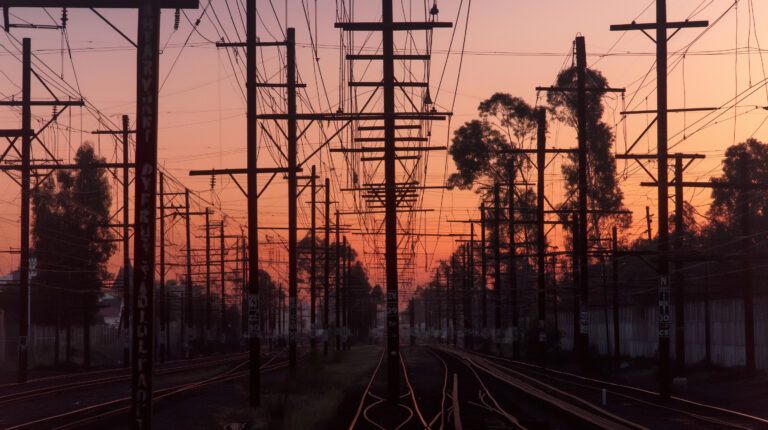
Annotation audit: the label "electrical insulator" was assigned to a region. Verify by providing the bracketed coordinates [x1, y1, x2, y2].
[174, 9, 180, 31]
[423, 88, 433, 106]
[52, 106, 57, 120]
[430, 1, 439, 16]
[61, 8, 68, 29]
[210, 174, 216, 189]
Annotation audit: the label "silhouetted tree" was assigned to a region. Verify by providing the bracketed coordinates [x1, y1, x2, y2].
[709, 138, 768, 232]
[547, 66, 630, 237]
[31, 143, 116, 367]
[448, 93, 537, 190]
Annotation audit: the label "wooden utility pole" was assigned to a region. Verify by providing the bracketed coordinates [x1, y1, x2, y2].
[219, 220, 226, 341]
[536, 107, 548, 366]
[180, 193, 205, 357]
[285, 28, 299, 370]
[345, 236, 351, 350]
[324, 178, 331, 357]
[493, 184, 502, 353]
[612, 226, 620, 372]
[245, 0, 259, 405]
[467, 226, 475, 350]
[342, 236, 349, 350]
[184, 190, 192, 357]
[3, 2, 198, 424]
[673, 157, 685, 373]
[310, 165, 317, 350]
[574, 36, 590, 373]
[92, 114, 135, 366]
[335, 211, 341, 352]
[480, 203, 487, 343]
[508, 182, 519, 359]
[410, 297, 416, 346]
[536, 37, 624, 373]
[0, 38, 83, 383]
[551, 255, 559, 337]
[159, 172, 166, 362]
[205, 208, 212, 338]
[334, 0, 451, 402]
[611, 0, 708, 397]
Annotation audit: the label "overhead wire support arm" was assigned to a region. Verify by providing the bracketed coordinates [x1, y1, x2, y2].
[610, 1, 709, 398]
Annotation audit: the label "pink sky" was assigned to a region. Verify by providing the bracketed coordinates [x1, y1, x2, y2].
[1, 1, 767, 299]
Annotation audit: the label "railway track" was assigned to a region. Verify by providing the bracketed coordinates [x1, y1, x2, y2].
[4, 349, 290, 430]
[348, 350, 428, 430]
[471, 349, 768, 430]
[0, 352, 247, 394]
[0, 352, 250, 406]
[428, 347, 529, 430]
[432, 346, 649, 430]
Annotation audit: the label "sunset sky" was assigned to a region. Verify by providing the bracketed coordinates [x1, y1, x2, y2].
[1, 0, 767, 300]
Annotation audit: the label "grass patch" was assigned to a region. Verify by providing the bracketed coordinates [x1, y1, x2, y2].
[260, 345, 381, 430]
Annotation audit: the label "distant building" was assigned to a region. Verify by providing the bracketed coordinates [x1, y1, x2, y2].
[98, 265, 132, 328]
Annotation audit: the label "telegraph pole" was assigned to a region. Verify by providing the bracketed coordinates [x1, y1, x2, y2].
[3, 3, 198, 423]
[493, 184, 502, 353]
[535, 37, 624, 372]
[310, 165, 317, 350]
[551, 255, 559, 337]
[536, 107, 548, 366]
[612, 226, 620, 372]
[184, 190, 193, 358]
[92, 114, 135, 366]
[611, 0, 708, 397]
[575, 37, 589, 373]
[18, 37, 31, 384]
[219, 220, 226, 341]
[121, 115, 132, 368]
[335, 211, 341, 352]
[673, 157, 685, 373]
[508, 182, 519, 359]
[480, 203, 487, 344]
[4, 38, 83, 383]
[159, 172, 166, 362]
[334, 1, 451, 402]
[466, 225, 475, 350]
[324, 178, 331, 357]
[343, 236, 350, 350]
[283, 27, 299, 370]
[205, 208, 212, 339]
[245, 0, 260, 406]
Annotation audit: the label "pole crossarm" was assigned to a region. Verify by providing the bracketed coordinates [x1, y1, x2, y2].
[640, 181, 768, 189]
[0, 129, 33, 137]
[2, 0, 198, 7]
[189, 167, 296, 176]
[501, 148, 577, 154]
[354, 137, 429, 142]
[609, 20, 709, 31]
[341, 185, 450, 191]
[616, 154, 704, 160]
[0, 100, 84, 107]
[330, 146, 444, 152]
[348, 54, 430, 61]
[334, 21, 452, 31]
[255, 112, 450, 121]
[620, 107, 716, 115]
[338, 209, 433, 215]
[0, 163, 134, 170]
[360, 155, 419, 162]
[536, 86, 625, 93]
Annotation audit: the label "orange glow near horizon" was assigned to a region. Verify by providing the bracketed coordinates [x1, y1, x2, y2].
[1, 1, 767, 303]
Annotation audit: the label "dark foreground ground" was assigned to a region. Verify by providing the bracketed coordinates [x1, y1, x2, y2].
[1, 343, 767, 429]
